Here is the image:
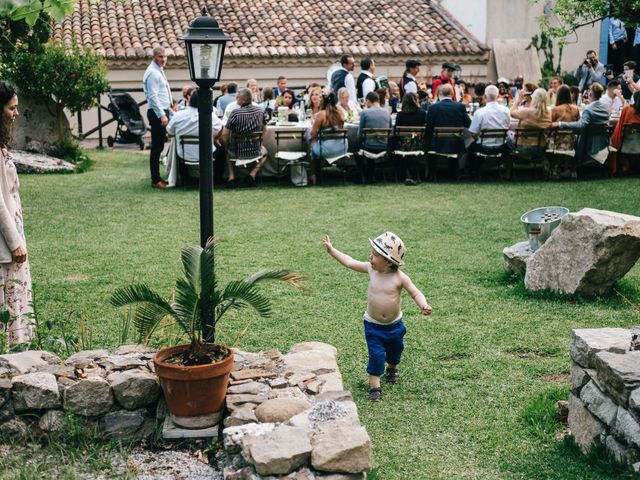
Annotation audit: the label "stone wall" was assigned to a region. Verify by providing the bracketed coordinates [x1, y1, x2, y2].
[568, 327, 640, 470]
[0, 342, 372, 479]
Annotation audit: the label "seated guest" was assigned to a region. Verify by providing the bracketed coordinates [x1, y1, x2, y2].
[600, 79, 626, 115]
[309, 91, 348, 185]
[570, 86, 581, 105]
[619, 61, 639, 100]
[388, 81, 401, 113]
[611, 91, 640, 174]
[396, 92, 427, 127]
[510, 75, 524, 99]
[457, 80, 472, 104]
[358, 91, 392, 183]
[552, 85, 580, 122]
[417, 89, 431, 113]
[273, 76, 287, 98]
[213, 83, 227, 111]
[425, 83, 470, 154]
[259, 86, 275, 119]
[521, 82, 539, 107]
[336, 87, 361, 122]
[472, 83, 486, 106]
[176, 85, 194, 110]
[166, 89, 224, 185]
[552, 83, 610, 163]
[217, 82, 238, 114]
[279, 89, 299, 122]
[547, 76, 563, 106]
[468, 84, 510, 156]
[308, 85, 323, 118]
[510, 88, 552, 145]
[496, 79, 512, 105]
[221, 88, 268, 187]
[376, 87, 389, 110]
[247, 78, 261, 103]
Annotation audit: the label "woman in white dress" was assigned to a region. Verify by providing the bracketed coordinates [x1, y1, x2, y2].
[0, 81, 34, 345]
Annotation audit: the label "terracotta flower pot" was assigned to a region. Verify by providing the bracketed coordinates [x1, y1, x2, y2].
[154, 344, 234, 424]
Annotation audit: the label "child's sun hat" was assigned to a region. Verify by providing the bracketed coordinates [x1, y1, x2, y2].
[369, 231, 405, 266]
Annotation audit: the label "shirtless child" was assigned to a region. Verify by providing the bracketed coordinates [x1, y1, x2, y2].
[323, 232, 432, 401]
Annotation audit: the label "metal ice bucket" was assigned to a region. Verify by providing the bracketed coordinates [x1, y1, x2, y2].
[520, 206, 569, 252]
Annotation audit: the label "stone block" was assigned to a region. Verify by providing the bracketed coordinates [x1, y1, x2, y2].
[64, 349, 110, 368]
[580, 380, 618, 426]
[524, 208, 640, 295]
[568, 393, 605, 454]
[224, 405, 258, 428]
[63, 377, 114, 416]
[231, 368, 277, 381]
[11, 372, 61, 411]
[99, 409, 147, 440]
[228, 381, 270, 395]
[107, 369, 160, 410]
[223, 422, 277, 454]
[630, 388, 640, 413]
[255, 397, 312, 423]
[0, 378, 11, 407]
[243, 425, 312, 476]
[570, 363, 591, 393]
[316, 372, 344, 393]
[316, 474, 366, 480]
[594, 351, 640, 405]
[35, 364, 76, 378]
[0, 351, 50, 374]
[613, 407, 640, 449]
[98, 355, 147, 371]
[0, 417, 29, 440]
[113, 345, 156, 355]
[289, 342, 338, 357]
[38, 410, 65, 433]
[605, 435, 640, 464]
[570, 328, 631, 368]
[311, 421, 372, 473]
[0, 399, 15, 422]
[282, 351, 337, 375]
[502, 241, 532, 275]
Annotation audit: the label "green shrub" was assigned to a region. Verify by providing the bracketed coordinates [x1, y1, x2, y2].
[47, 138, 93, 173]
[9, 41, 110, 115]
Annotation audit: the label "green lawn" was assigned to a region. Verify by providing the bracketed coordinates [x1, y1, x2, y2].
[10, 149, 640, 478]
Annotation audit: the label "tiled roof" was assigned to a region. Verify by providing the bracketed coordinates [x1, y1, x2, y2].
[52, 0, 487, 61]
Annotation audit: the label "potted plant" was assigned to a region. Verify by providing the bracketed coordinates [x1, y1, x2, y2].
[110, 237, 303, 427]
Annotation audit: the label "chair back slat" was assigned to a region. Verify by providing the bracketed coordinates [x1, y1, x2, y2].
[433, 127, 465, 139]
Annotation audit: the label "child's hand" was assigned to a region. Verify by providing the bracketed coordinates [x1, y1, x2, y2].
[422, 304, 432, 315]
[322, 235, 333, 253]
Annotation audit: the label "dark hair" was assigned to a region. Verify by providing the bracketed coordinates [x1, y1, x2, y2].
[624, 61, 637, 70]
[282, 89, 296, 107]
[586, 49, 596, 56]
[401, 92, 420, 113]
[189, 88, 199, 107]
[366, 91, 380, 104]
[277, 76, 286, 82]
[607, 79, 621, 88]
[262, 86, 274, 101]
[554, 85, 572, 107]
[340, 55, 353, 66]
[0, 81, 17, 148]
[360, 58, 373, 71]
[227, 82, 238, 94]
[473, 82, 486, 97]
[634, 92, 640, 115]
[322, 91, 344, 126]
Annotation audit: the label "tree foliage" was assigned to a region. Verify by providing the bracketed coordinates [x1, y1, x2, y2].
[1, 0, 74, 25]
[535, 0, 640, 40]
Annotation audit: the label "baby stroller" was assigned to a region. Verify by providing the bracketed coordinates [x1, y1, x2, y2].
[106, 92, 147, 150]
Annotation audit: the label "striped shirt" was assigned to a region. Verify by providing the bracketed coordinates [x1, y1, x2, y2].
[227, 104, 266, 159]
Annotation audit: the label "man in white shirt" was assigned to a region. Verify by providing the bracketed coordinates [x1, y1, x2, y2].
[600, 79, 626, 115]
[143, 46, 173, 189]
[356, 58, 377, 102]
[165, 89, 223, 186]
[330, 55, 357, 104]
[468, 84, 511, 160]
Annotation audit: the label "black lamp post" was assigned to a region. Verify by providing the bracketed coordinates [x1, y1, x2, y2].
[181, 7, 230, 249]
[181, 7, 229, 342]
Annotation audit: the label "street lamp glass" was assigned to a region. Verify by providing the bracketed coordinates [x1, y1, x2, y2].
[188, 42, 223, 81]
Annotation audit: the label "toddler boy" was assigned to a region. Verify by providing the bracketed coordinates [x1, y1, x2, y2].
[323, 232, 432, 401]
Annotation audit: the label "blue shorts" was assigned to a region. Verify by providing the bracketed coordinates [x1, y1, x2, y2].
[364, 318, 406, 376]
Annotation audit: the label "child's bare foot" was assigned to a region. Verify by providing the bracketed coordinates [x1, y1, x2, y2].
[368, 388, 381, 402]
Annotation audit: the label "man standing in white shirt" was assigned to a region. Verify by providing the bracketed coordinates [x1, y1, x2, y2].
[330, 55, 357, 104]
[356, 58, 377, 103]
[143, 46, 173, 189]
[468, 84, 511, 163]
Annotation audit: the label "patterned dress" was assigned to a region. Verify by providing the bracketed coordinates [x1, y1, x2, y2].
[0, 149, 34, 344]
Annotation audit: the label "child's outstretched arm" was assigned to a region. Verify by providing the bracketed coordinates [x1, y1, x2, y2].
[400, 272, 432, 315]
[322, 236, 369, 273]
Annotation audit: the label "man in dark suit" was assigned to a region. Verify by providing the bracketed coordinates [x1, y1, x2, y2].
[425, 83, 470, 178]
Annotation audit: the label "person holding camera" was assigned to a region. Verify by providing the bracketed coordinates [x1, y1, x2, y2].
[575, 50, 606, 91]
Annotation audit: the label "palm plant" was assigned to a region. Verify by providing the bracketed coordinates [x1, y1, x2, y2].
[110, 237, 303, 365]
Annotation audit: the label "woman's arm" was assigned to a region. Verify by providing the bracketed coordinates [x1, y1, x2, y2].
[310, 112, 325, 141]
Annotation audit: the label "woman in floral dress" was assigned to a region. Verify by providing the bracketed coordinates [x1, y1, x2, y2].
[0, 81, 34, 344]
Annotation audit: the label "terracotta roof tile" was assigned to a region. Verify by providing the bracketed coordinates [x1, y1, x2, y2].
[52, 0, 487, 60]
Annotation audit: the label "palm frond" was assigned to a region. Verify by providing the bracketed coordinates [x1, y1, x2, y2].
[244, 269, 305, 289]
[173, 277, 201, 338]
[110, 284, 177, 343]
[200, 237, 218, 297]
[181, 244, 203, 294]
[217, 280, 272, 319]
